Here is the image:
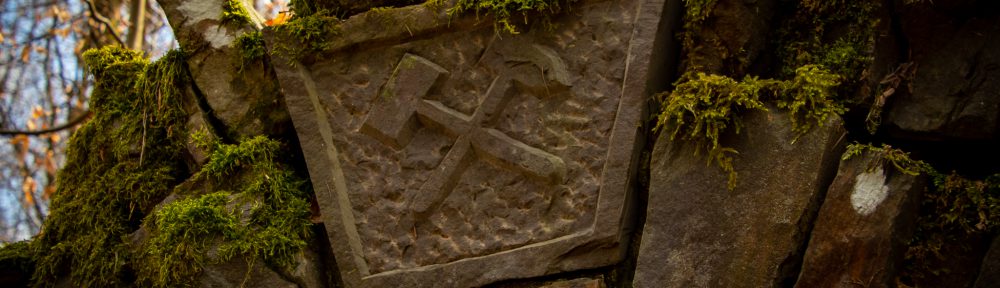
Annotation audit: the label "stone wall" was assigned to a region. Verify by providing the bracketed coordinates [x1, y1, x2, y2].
[5, 0, 1000, 287]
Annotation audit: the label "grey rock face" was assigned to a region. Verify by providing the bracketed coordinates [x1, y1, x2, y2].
[158, 0, 290, 138]
[266, 0, 670, 286]
[199, 257, 297, 288]
[794, 151, 925, 288]
[887, 12, 1000, 140]
[634, 107, 844, 288]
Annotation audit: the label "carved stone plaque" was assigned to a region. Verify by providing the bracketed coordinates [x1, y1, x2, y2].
[268, 0, 671, 286]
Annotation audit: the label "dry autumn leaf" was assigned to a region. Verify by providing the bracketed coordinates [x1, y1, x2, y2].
[23, 176, 37, 205]
[265, 12, 292, 26]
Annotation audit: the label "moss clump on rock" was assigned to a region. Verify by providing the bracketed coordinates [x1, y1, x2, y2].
[655, 64, 844, 190]
[235, 30, 266, 71]
[221, 0, 253, 28]
[447, 0, 579, 34]
[30, 46, 190, 287]
[135, 134, 312, 287]
[272, 11, 341, 63]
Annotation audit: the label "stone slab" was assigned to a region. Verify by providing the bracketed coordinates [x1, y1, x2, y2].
[634, 107, 845, 288]
[267, 0, 673, 287]
[794, 151, 925, 288]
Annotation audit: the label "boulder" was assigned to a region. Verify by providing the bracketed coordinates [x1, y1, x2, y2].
[158, 0, 291, 139]
[887, 7, 1000, 140]
[794, 151, 925, 287]
[633, 107, 845, 288]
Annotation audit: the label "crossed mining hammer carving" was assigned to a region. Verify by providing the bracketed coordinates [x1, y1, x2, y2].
[361, 54, 567, 216]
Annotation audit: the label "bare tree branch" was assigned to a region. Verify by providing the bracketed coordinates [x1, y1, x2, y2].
[0, 110, 91, 136]
[84, 0, 126, 46]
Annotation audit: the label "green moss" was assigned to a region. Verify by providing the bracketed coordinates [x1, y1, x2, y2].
[272, 11, 341, 63]
[654, 72, 769, 190]
[139, 192, 238, 287]
[655, 65, 844, 190]
[288, 0, 318, 18]
[775, 64, 846, 137]
[446, 0, 579, 34]
[136, 135, 312, 287]
[0, 241, 36, 285]
[32, 46, 190, 287]
[221, 0, 253, 28]
[842, 143, 930, 176]
[234, 31, 266, 72]
[685, 0, 717, 22]
[777, 1, 877, 83]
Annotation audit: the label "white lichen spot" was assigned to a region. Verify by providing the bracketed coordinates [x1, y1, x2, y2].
[851, 166, 889, 216]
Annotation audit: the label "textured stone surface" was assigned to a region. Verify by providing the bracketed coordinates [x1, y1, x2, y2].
[537, 277, 606, 288]
[267, 0, 671, 286]
[158, 0, 290, 138]
[633, 107, 844, 288]
[887, 8, 1000, 140]
[974, 235, 1000, 288]
[794, 151, 925, 288]
[199, 257, 297, 288]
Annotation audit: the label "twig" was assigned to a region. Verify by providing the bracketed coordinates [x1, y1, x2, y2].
[139, 111, 147, 166]
[0, 110, 92, 136]
[84, 0, 126, 46]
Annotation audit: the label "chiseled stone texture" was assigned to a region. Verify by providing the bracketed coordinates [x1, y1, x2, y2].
[634, 107, 844, 288]
[794, 151, 925, 288]
[267, 0, 671, 286]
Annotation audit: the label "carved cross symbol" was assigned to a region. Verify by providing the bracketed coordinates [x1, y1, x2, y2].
[361, 54, 567, 215]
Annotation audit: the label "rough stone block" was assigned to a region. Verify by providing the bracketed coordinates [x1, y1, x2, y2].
[794, 151, 925, 288]
[634, 107, 845, 288]
[887, 12, 1000, 140]
[266, 0, 672, 287]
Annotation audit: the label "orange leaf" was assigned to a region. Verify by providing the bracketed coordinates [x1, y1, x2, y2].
[31, 105, 44, 119]
[20, 45, 31, 62]
[23, 177, 36, 205]
[266, 12, 292, 26]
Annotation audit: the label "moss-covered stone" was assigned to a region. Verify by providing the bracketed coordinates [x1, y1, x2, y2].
[30, 46, 191, 287]
[221, 0, 253, 28]
[842, 143, 1000, 283]
[445, 0, 579, 34]
[135, 135, 312, 287]
[654, 65, 843, 190]
[271, 11, 341, 63]
[234, 30, 266, 72]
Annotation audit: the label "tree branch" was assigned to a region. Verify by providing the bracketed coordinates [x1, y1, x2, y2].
[0, 111, 92, 136]
[84, 0, 126, 46]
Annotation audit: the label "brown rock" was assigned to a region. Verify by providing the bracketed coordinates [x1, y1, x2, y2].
[158, 0, 290, 138]
[199, 257, 297, 288]
[266, 0, 672, 286]
[794, 151, 925, 288]
[633, 107, 845, 288]
[538, 277, 606, 288]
